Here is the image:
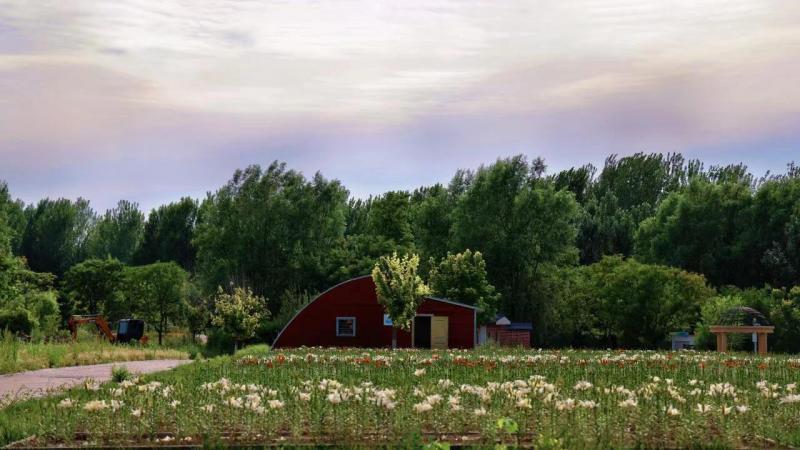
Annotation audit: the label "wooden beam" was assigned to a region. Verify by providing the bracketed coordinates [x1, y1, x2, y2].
[757, 333, 768, 355]
[709, 325, 774, 334]
[716, 333, 728, 352]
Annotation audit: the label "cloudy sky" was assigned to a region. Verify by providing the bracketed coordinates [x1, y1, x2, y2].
[1, 0, 799, 211]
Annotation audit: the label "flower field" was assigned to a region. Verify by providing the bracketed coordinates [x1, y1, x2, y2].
[3, 347, 800, 448]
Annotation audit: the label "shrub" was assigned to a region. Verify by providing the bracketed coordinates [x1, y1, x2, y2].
[111, 365, 132, 383]
[204, 328, 235, 357]
[0, 308, 34, 336]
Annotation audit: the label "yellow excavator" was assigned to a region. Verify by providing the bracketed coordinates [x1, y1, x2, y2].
[67, 314, 149, 344]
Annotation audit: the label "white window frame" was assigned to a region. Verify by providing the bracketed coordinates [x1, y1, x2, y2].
[336, 316, 356, 337]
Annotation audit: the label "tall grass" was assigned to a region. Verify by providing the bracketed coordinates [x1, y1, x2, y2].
[0, 332, 189, 375]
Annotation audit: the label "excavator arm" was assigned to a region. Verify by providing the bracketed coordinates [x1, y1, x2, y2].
[67, 315, 116, 342]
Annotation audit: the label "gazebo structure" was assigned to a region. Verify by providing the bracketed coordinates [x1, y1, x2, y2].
[709, 307, 774, 355]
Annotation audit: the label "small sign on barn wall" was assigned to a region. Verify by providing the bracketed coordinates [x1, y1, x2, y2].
[383, 314, 393, 326]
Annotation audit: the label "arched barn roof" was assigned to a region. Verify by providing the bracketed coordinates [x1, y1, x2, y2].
[272, 275, 479, 347]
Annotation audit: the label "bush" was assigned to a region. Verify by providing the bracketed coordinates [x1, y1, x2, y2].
[204, 328, 235, 357]
[28, 291, 60, 336]
[0, 308, 34, 336]
[111, 365, 132, 383]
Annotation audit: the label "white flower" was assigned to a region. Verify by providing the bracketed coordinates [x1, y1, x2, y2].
[413, 402, 433, 413]
[556, 398, 576, 411]
[735, 405, 749, 414]
[573, 381, 593, 391]
[695, 403, 713, 413]
[473, 407, 487, 417]
[619, 398, 638, 408]
[448, 395, 460, 407]
[268, 400, 284, 409]
[111, 388, 124, 397]
[83, 400, 108, 412]
[57, 398, 75, 408]
[200, 404, 215, 413]
[298, 392, 311, 401]
[119, 380, 135, 389]
[226, 397, 243, 408]
[516, 398, 532, 409]
[327, 392, 342, 404]
[138, 381, 162, 393]
[779, 394, 800, 404]
[170, 400, 181, 408]
[786, 383, 797, 393]
[666, 405, 680, 416]
[109, 400, 123, 411]
[131, 408, 142, 417]
[708, 383, 735, 397]
[425, 394, 442, 405]
[722, 405, 733, 415]
[414, 368, 426, 377]
[579, 400, 598, 409]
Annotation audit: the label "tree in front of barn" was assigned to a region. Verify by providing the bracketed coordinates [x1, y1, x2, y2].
[211, 286, 269, 351]
[428, 250, 500, 323]
[372, 252, 430, 349]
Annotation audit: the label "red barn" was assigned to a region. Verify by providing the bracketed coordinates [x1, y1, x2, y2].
[272, 276, 478, 349]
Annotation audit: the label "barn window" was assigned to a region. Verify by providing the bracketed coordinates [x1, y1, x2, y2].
[336, 317, 356, 337]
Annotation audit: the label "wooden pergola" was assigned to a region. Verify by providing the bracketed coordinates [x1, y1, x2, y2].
[709, 325, 774, 354]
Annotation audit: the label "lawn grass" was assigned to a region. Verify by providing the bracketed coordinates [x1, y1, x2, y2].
[0, 334, 190, 375]
[2, 347, 800, 448]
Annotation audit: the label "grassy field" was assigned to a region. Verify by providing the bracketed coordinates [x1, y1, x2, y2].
[0, 334, 190, 375]
[2, 346, 800, 448]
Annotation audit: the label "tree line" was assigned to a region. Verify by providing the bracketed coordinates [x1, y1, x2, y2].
[1, 153, 799, 350]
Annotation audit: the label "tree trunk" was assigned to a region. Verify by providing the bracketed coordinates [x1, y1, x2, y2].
[392, 327, 397, 350]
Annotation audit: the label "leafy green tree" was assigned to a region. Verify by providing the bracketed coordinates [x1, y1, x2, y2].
[183, 279, 211, 342]
[410, 184, 455, 268]
[748, 177, 800, 287]
[20, 198, 95, 276]
[62, 258, 125, 318]
[577, 256, 714, 348]
[86, 200, 145, 264]
[194, 162, 347, 311]
[372, 252, 430, 348]
[428, 250, 499, 322]
[211, 286, 269, 350]
[0, 246, 59, 335]
[635, 178, 753, 286]
[0, 182, 25, 255]
[594, 153, 688, 215]
[135, 197, 198, 270]
[124, 262, 187, 345]
[450, 156, 579, 329]
[326, 234, 398, 283]
[551, 164, 595, 204]
[577, 192, 636, 264]
[367, 191, 415, 249]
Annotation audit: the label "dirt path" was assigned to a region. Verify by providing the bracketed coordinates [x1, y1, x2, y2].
[0, 359, 191, 401]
